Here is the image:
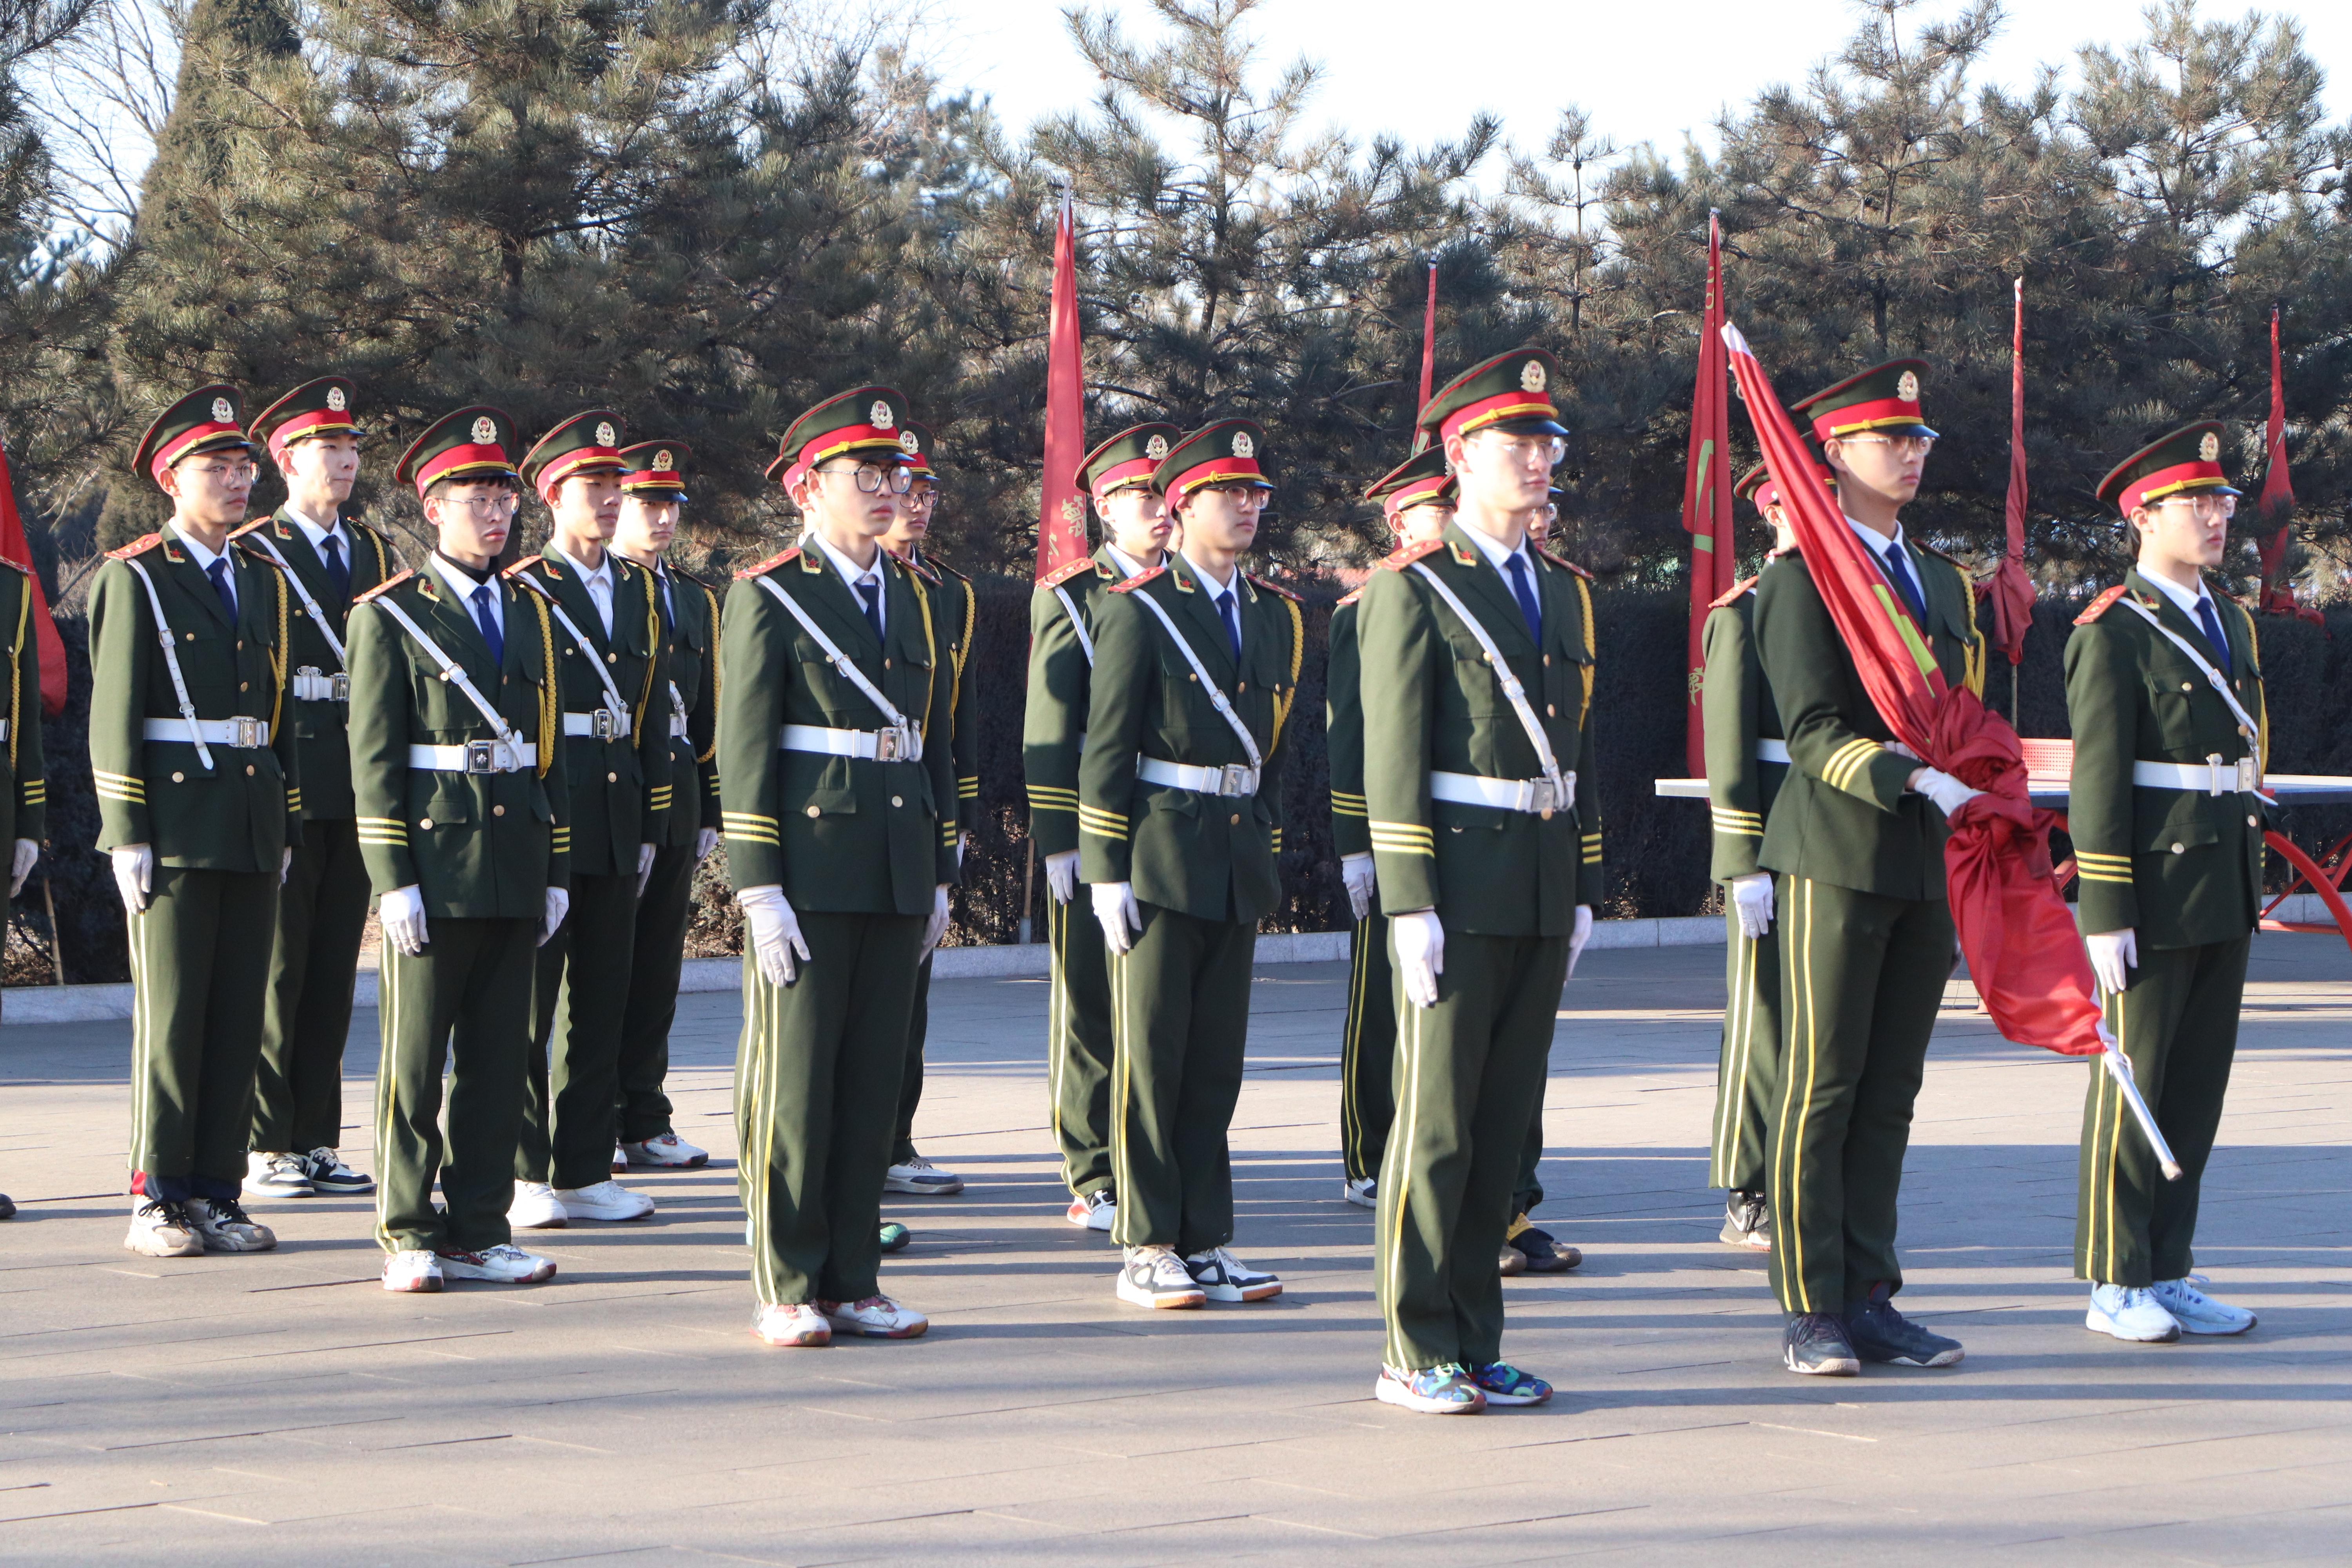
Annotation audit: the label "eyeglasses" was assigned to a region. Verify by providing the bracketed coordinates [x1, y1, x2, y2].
[815, 463, 914, 495]
[1475, 432, 1567, 468]
[902, 486, 939, 510]
[1838, 434, 1938, 457]
[439, 494, 516, 514]
[2152, 492, 2230, 521]
[192, 460, 258, 483]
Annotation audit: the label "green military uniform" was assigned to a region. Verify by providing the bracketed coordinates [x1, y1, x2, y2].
[1024, 422, 1180, 1206]
[1078, 419, 1302, 1258]
[234, 377, 399, 1165]
[1357, 349, 1602, 1375]
[94, 385, 302, 1206]
[612, 442, 721, 1151]
[353, 405, 570, 1257]
[721, 385, 959, 1308]
[1755, 361, 1986, 1319]
[2070, 425, 2267, 1289]
[512, 411, 671, 1194]
[0, 552, 47, 1043]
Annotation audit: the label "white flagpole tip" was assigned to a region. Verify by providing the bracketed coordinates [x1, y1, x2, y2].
[1720, 322, 1751, 356]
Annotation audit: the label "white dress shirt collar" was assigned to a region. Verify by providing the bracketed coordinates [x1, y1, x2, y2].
[282, 506, 350, 562]
[426, 552, 504, 639]
[2139, 565, 2214, 623]
[1105, 542, 1158, 579]
[808, 528, 887, 635]
[1456, 519, 1534, 578]
[551, 541, 616, 635]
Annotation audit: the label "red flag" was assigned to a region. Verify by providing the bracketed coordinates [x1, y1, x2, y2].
[1681, 212, 1732, 777]
[1036, 189, 1087, 583]
[2254, 307, 2317, 623]
[1419, 261, 1438, 412]
[1984, 277, 2034, 666]
[0, 444, 65, 717]
[1722, 321, 2104, 1058]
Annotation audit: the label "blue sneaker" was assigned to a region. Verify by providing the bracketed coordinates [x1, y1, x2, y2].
[1374, 1363, 1486, 1414]
[2151, 1276, 2256, 1336]
[1467, 1361, 1552, 1406]
[878, 1221, 912, 1253]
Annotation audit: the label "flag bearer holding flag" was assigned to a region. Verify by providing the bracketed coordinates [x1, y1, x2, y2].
[2069, 423, 2267, 1343]
[1756, 359, 1985, 1376]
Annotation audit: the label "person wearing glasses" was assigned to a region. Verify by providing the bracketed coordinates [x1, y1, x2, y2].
[719, 387, 957, 1348]
[1754, 360, 1986, 1376]
[93, 385, 301, 1259]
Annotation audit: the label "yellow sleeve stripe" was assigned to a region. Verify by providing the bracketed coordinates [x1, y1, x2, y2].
[2075, 849, 2133, 867]
[1330, 791, 1368, 818]
[1076, 805, 1129, 840]
[1710, 808, 1762, 831]
[1822, 737, 1887, 793]
[958, 777, 980, 799]
[2077, 867, 2133, 885]
[95, 781, 146, 803]
[1028, 784, 1079, 806]
[1270, 829, 1283, 852]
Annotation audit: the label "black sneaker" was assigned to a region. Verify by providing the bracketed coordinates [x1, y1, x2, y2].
[1719, 1189, 1769, 1250]
[1504, 1214, 1582, 1273]
[1846, 1285, 1964, 1367]
[1782, 1312, 1860, 1376]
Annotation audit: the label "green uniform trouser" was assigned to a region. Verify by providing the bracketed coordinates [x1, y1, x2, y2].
[1710, 910, 1782, 1192]
[737, 911, 923, 1306]
[2076, 933, 2250, 1287]
[127, 867, 279, 1199]
[1377, 929, 1567, 1372]
[1768, 875, 1952, 1315]
[1047, 892, 1116, 1198]
[374, 918, 539, 1255]
[250, 818, 371, 1155]
[1342, 910, 1396, 1185]
[520, 871, 638, 1190]
[1108, 901, 1255, 1254]
[617, 844, 696, 1144]
[889, 953, 935, 1165]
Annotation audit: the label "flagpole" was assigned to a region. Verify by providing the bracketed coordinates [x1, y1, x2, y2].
[1680, 212, 1731, 778]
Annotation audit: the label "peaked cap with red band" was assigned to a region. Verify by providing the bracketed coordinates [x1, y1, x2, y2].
[1791, 358, 1937, 443]
[521, 409, 626, 503]
[1419, 347, 1568, 445]
[617, 439, 690, 503]
[134, 384, 256, 490]
[250, 376, 361, 467]
[901, 421, 938, 481]
[1076, 422, 1181, 498]
[2097, 420, 2240, 517]
[1365, 445, 1455, 523]
[394, 405, 521, 498]
[1153, 418, 1275, 504]
[765, 386, 918, 491]
[1735, 456, 1833, 513]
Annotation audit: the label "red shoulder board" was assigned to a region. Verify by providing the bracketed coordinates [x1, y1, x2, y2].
[928, 554, 969, 583]
[1037, 555, 1096, 590]
[227, 519, 270, 540]
[1246, 572, 1300, 602]
[1708, 575, 1758, 610]
[0, 554, 27, 575]
[888, 548, 938, 584]
[353, 568, 414, 604]
[1107, 564, 1167, 594]
[1336, 587, 1364, 608]
[1378, 538, 1447, 572]
[499, 557, 541, 579]
[2074, 584, 2129, 626]
[107, 532, 164, 561]
[736, 547, 800, 580]
[1537, 548, 1592, 579]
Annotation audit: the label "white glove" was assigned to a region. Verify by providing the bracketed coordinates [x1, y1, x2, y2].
[1092, 880, 1142, 955]
[738, 884, 810, 985]
[1341, 852, 1376, 923]
[1566, 903, 1595, 980]
[378, 884, 430, 956]
[539, 886, 570, 946]
[111, 844, 154, 913]
[1044, 849, 1080, 904]
[921, 883, 951, 959]
[637, 842, 657, 896]
[1887, 740, 1919, 761]
[956, 831, 968, 868]
[280, 846, 293, 886]
[9, 838, 36, 898]
[694, 827, 719, 861]
[1909, 766, 1983, 819]
[1728, 872, 1774, 939]
[1392, 908, 1445, 1009]
[2086, 927, 2136, 995]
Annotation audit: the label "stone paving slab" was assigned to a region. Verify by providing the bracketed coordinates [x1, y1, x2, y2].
[2, 935, 2348, 1563]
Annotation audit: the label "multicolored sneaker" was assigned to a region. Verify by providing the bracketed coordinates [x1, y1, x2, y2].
[1374, 1363, 1486, 1415]
[1065, 1190, 1116, 1230]
[878, 1221, 913, 1253]
[1467, 1361, 1553, 1406]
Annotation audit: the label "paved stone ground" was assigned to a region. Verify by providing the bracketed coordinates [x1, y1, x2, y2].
[2, 935, 2348, 1565]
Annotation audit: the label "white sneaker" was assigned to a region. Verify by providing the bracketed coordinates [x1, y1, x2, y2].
[1184, 1245, 1283, 1302]
[383, 1250, 444, 1292]
[124, 1196, 202, 1258]
[1116, 1245, 1207, 1309]
[751, 1303, 830, 1347]
[243, 1150, 314, 1199]
[819, 1294, 929, 1338]
[553, 1180, 655, 1221]
[1342, 1176, 1376, 1209]
[508, 1180, 569, 1229]
[621, 1132, 710, 1168]
[883, 1155, 964, 1196]
[611, 1144, 629, 1172]
[2152, 1276, 2258, 1336]
[1065, 1190, 1117, 1230]
[437, 1243, 557, 1283]
[189, 1196, 277, 1252]
[2087, 1283, 2181, 1343]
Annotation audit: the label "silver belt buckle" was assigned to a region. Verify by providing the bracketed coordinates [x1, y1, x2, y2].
[2238, 756, 2258, 793]
[464, 739, 501, 774]
[229, 716, 262, 748]
[329, 671, 350, 702]
[296, 665, 322, 698]
[593, 709, 619, 740]
[1530, 777, 1560, 817]
[1222, 763, 1253, 796]
[874, 726, 903, 762]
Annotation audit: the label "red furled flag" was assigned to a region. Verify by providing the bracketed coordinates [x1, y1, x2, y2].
[1681, 212, 1733, 777]
[1036, 189, 1087, 583]
[1983, 277, 2035, 666]
[0, 443, 65, 716]
[2254, 307, 2319, 624]
[1721, 321, 2105, 1060]
[1410, 262, 1439, 454]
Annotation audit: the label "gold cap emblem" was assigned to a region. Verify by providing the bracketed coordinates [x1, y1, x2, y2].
[595, 420, 616, 448]
[869, 399, 896, 431]
[211, 396, 234, 424]
[1520, 359, 1548, 393]
[1896, 369, 1921, 404]
[471, 416, 498, 445]
[325, 386, 347, 412]
[900, 427, 922, 455]
[653, 448, 674, 470]
[1145, 433, 1169, 461]
[2198, 430, 2220, 462]
[1232, 430, 1256, 459]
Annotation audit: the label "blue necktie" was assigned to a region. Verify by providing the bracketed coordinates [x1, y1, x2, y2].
[2196, 596, 2234, 678]
[472, 584, 503, 666]
[1882, 540, 1926, 623]
[1504, 552, 1542, 644]
[206, 557, 237, 623]
[1214, 589, 1241, 662]
[322, 532, 350, 603]
[857, 576, 883, 644]
[658, 571, 674, 632]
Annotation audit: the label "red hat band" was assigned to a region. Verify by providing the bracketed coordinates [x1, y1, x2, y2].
[2118, 460, 2227, 516]
[535, 444, 622, 503]
[1439, 390, 1557, 445]
[1091, 456, 1159, 497]
[1168, 455, 1266, 502]
[1811, 396, 1924, 441]
[152, 420, 248, 484]
[267, 408, 359, 464]
[1382, 473, 1451, 521]
[798, 423, 909, 472]
[416, 442, 512, 497]
[624, 465, 683, 490]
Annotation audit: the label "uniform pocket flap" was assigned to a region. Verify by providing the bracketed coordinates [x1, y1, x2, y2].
[1433, 799, 1506, 831]
[2136, 801, 2218, 855]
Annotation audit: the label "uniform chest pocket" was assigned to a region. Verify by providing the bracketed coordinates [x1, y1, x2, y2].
[2146, 661, 2210, 750]
[1445, 639, 1509, 716]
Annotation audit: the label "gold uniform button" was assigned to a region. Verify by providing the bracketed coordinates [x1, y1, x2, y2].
[1229, 813, 1241, 825]
[805, 804, 821, 818]
[2171, 842, 2185, 854]
[891, 795, 904, 808]
[1543, 654, 1551, 666]
[494, 805, 506, 818]
[607, 771, 619, 783]
[419, 817, 434, 829]
[2182, 682, 2194, 692]
[245, 764, 256, 777]
[1547, 704, 1557, 717]
[184, 632, 196, 642]
[2247, 815, 2258, 827]
[1238, 681, 1247, 692]
[883, 658, 891, 670]
[239, 681, 248, 692]
[606, 652, 617, 664]
[1188, 672, 1198, 682]
[171, 771, 185, 783]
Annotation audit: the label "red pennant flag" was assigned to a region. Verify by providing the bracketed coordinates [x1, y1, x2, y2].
[1722, 321, 2103, 1058]
[1410, 262, 1439, 455]
[0, 443, 65, 717]
[1036, 189, 1087, 583]
[1681, 212, 1733, 777]
[1984, 277, 2034, 666]
[2254, 307, 2317, 622]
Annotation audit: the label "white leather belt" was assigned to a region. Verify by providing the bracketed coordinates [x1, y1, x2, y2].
[670, 713, 691, 739]
[2134, 756, 2259, 796]
[143, 717, 269, 747]
[1137, 756, 1258, 797]
[1756, 738, 1791, 764]
[781, 722, 922, 762]
[1430, 770, 1566, 814]
[408, 740, 537, 774]
[563, 709, 630, 740]
[292, 668, 349, 703]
